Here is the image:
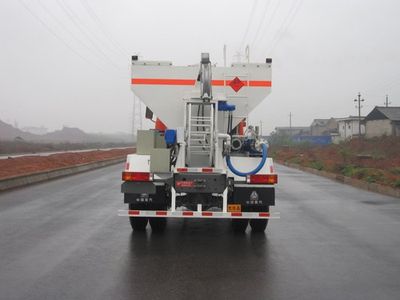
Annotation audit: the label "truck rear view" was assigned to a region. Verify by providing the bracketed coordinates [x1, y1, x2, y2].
[119, 53, 279, 232]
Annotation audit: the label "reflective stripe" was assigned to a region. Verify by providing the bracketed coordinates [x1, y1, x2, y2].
[131, 78, 195, 85]
[231, 212, 242, 217]
[249, 80, 272, 87]
[131, 78, 271, 87]
[119, 210, 280, 219]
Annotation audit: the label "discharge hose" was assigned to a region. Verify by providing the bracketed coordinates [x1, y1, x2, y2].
[226, 143, 268, 177]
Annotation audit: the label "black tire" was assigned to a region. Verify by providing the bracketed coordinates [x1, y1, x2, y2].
[128, 203, 148, 231]
[231, 219, 248, 233]
[149, 217, 167, 232]
[129, 217, 148, 231]
[249, 219, 268, 232]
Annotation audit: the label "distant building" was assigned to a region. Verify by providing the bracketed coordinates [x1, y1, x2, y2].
[365, 106, 400, 138]
[310, 118, 338, 136]
[336, 116, 365, 141]
[274, 126, 310, 136]
[21, 126, 48, 135]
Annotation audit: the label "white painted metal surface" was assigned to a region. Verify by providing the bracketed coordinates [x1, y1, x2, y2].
[131, 61, 272, 129]
[125, 154, 150, 172]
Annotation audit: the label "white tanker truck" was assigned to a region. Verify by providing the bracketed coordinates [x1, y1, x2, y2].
[119, 53, 279, 232]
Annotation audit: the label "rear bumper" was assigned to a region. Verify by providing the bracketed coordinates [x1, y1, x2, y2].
[118, 209, 280, 219]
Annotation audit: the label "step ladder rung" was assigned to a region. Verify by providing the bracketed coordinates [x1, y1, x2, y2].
[190, 151, 211, 155]
[191, 124, 211, 128]
[189, 145, 211, 149]
[191, 117, 212, 120]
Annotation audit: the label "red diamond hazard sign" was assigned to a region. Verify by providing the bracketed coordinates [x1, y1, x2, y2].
[229, 77, 245, 92]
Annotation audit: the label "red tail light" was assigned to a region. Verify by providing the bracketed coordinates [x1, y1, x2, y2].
[176, 167, 188, 172]
[248, 174, 278, 184]
[122, 171, 152, 182]
[201, 167, 213, 173]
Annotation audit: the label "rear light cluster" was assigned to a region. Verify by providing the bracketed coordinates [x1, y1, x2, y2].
[247, 174, 278, 184]
[122, 172, 152, 182]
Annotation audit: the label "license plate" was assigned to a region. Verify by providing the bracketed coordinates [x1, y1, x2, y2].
[228, 204, 241, 212]
[176, 181, 195, 188]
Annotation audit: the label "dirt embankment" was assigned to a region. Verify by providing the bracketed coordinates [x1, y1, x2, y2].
[0, 148, 134, 180]
[271, 137, 400, 189]
[0, 140, 132, 155]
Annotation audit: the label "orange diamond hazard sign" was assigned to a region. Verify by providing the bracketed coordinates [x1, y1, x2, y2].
[229, 77, 245, 92]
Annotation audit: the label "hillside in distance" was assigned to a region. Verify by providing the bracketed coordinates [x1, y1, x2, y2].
[0, 120, 133, 144]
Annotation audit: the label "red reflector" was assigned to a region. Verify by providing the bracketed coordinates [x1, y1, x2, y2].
[259, 212, 270, 217]
[122, 171, 151, 182]
[201, 167, 213, 173]
[128, 210, 140, 215]
[177, 168, 188, 172]
[202, 212, 213, 216]
[156, 211, 167, 216]
[248, 174, 278, 184]
[231, 212, 242, 217]
[176, 181, 195, 188]
[182, 211, 193, 216]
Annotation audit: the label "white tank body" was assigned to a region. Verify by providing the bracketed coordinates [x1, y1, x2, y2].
[131, 60, 272, 129]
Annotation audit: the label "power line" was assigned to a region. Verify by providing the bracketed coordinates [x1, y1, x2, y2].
[18, 0, 106, 71]
[250, 0, 272, 48]
[252, 0, 282, 51]
[239, 0, 259, 51]
[79, 0, 130, 57]
[55, 0, 123, 70]
[64, 0, 127, 60]
[266, 0, 303, 54]
[36, 0, 113, 72]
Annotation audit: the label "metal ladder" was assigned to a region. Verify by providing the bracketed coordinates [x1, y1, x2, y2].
[186, 101, 214, 166]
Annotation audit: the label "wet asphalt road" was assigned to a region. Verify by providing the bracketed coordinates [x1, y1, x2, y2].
[0, 164, 400, 300]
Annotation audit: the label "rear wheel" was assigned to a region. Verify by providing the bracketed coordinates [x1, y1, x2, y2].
[231, 219, 248, 233]
[250, 206, 269, 232]
[149, 217, 167, 232]
[129, 216, 148, 231]
[128, 203, 148, 231]
[249, 219, 268, 232]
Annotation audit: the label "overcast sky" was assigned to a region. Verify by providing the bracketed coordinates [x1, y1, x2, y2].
[1, 0, 399, 134]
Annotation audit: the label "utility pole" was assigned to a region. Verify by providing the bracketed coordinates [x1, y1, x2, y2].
[233, 51, 242, 63]
[223, 44, 227, 67]
[245, 45, 250, 63]
[384, 94, 391, 107]
[354, 92, 364, 138]
[289, 112, 292, 138]
[259, 121, 263, 136]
